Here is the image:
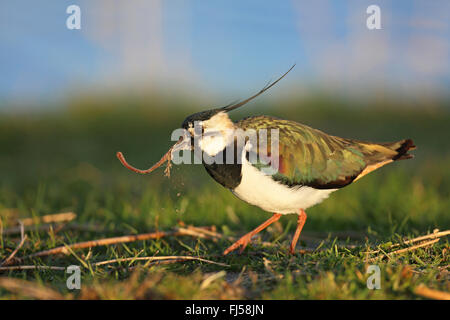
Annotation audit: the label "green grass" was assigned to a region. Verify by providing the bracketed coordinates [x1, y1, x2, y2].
[0, 96, 449, 299]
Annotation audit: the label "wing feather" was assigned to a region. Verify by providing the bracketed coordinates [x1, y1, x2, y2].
[236, 116, 391, 189]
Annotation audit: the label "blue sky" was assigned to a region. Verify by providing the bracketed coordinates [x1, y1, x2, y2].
[1, 0, 449, 108]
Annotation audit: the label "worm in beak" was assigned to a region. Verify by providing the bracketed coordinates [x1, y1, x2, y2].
[116, 136, 190, 177]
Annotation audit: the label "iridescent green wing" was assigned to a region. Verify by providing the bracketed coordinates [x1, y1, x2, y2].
[236, 116, 395, 189]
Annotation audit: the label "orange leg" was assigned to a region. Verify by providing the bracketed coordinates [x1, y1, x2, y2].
[223, 213, 282, 255]
[289, 209, 307, 254]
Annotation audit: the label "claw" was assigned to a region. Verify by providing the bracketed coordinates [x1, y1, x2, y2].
[223, 234, 252, 255]
[223, 213, 282, 255]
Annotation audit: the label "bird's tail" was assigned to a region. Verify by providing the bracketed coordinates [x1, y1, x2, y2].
[379, 138, 416, 161]
[352, 138, 416, 182]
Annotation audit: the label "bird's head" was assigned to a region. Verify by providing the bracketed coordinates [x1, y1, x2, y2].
[178, 109, 235, 156]
[173, 65, 296, 156]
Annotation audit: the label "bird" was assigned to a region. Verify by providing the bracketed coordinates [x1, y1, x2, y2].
[117, 65, 416, 255]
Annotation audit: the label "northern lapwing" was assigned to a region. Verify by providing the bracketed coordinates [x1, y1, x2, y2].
[117, 66, 416, 255]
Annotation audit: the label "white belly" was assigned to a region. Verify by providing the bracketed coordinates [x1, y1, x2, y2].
[232, 157, 337, 214]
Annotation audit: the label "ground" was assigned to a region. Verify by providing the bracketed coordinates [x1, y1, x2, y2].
[0, 95, 449, 299]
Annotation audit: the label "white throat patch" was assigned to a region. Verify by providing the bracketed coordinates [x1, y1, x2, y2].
[198, 112, 235, 156]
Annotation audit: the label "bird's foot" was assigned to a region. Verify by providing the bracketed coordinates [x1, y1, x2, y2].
[223, 234, 253, 255]
[223, 213, 283, 255]
[289, 243, 297, 255]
